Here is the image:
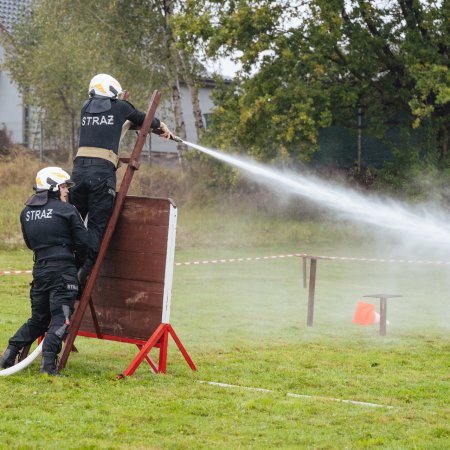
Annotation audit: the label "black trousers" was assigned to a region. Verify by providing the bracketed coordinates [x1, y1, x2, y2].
[70, 157, 116, 267]
[9, 261, 79, 356]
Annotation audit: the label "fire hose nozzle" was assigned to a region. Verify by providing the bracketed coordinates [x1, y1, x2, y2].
[152, 129, 183, 143]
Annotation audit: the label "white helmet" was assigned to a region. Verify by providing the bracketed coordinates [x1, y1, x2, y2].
[89, 73, 122, 98]
[35, 167, 74, 192]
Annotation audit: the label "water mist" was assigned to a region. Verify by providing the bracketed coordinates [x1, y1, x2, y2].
[178, 141, 450, 333]
[183, 141, 450, 252]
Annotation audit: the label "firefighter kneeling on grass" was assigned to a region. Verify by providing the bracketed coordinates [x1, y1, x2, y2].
[0, 167, 88, 375]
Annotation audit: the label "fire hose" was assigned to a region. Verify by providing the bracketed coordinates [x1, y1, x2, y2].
[0, 340, 43, 377]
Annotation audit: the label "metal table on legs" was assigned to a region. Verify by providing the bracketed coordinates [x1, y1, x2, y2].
[363, 294, 403, 336]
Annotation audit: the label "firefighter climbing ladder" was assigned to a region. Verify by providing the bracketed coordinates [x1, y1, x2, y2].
[57, 91, 196, 375]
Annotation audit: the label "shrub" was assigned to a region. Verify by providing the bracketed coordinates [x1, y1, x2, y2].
[0, 126, 12, 156]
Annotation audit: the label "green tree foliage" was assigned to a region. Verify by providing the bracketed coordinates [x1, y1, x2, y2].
[177, 0, 449, 173]
[1, 0, 93, 156]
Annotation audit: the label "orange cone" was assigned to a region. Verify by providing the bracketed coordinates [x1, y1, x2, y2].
[352, 302, 376, 325]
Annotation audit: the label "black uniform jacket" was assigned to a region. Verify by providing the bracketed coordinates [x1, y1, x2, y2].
[78, 97, 161, 154]
[20, 196, 88, 265]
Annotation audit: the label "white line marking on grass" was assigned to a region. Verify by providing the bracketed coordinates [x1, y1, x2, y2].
[201, 381, 273, 393]
[286, 392, 393, 408]
[199, 381, 393, 409]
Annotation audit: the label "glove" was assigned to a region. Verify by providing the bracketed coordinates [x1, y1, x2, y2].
[158, 121, 172, 140]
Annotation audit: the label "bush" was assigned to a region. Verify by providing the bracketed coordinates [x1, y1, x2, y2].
[0, 148, 41, 249]
[0, 126, 12, 156]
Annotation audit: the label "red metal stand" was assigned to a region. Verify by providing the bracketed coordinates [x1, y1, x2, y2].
[117, 323, 197, 378]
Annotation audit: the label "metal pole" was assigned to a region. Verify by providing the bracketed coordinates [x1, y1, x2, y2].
[307, 258, 317, 326]
[39, 119, 43, 163]
[147, 133, 151, 164]
[379, 297, 387, 336]
[302, 256, 307, 288]
[357, 107, 362, 170]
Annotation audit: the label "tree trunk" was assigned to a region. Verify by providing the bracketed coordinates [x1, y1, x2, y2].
[185, 76, 204, 142]
[176, 45, 205, 142]
[171, 74, 188, 151]
[162, 0, 188, 162]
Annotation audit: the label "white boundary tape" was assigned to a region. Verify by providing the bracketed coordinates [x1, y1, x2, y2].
[174, 253, 305, 266]
[174, 252, 450, 266]
[3, 251, 450, 276]
[199, 380, 393, 408]
[314, 255, 450, 265]
[0, 270, 32, 276]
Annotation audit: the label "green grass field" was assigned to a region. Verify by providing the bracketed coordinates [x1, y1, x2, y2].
[1, 138, 449, 448]
[1, 226, 449, 449]
[0, 153, 449, 448]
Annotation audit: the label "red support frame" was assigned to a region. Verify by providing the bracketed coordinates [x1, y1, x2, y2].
[78, 325, 197, 377]
[116, 323, 197, 378]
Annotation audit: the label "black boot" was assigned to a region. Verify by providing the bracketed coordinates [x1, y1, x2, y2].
[40, 352, 60, 376]
[1, 345, 21, 369]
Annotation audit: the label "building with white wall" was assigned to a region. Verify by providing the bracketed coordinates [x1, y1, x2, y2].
[0, 0, 30, 145]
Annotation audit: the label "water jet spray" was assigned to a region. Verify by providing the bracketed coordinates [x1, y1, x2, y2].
[178, 140, 450, 249]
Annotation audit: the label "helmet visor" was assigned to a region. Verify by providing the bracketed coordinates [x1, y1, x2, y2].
[59, 179, 75, 189]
